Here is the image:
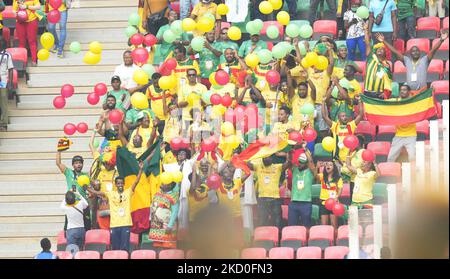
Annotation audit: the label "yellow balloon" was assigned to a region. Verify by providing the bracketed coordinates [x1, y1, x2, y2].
[209, 72, 218, 86]
[305, 52, 319, 67]
[212, 105, 226, 118]
[160, 172, 173, 185]
[40, 32, 54, 50]
[89, 41, 103, 55]
[37, 49, 50, 61]
[159, 76, 173, 90]
[315, 55, 329, 71]
[227, 26, 242, 41]
[217, 4, 229, 15]
[133, 69, 149, 85]
[221, 121, 235, 136]
[259, 1, 273, 15]
[301, 57, 310, 68]
[172, 171, 183, 183]
[322, 136, 335, 152]
[77, 175, 90, 186]
[245, 53, 260, 68]
[182, 18, 197, 31]
[187, 93, 201, 107]
[269, 0, 283, 10]
[130, 92, 149, 109]
[276, 11, 290, 26]
[197, 17, 215, 33]
[83, 51, 101, 65]
[228, 134, 241, 149]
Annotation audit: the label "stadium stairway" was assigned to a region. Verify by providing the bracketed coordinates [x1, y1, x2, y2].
[0, 0, 134, 258]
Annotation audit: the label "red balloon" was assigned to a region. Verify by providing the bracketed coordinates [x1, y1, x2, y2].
[94, 83, 108, 96]
[303, 128, 317, 142]
[245, 103, 258, 116]
[159, 64, 172, 76]
[180, 138, 190, 149]
[108, 109, 123, 124]
[47, 10, 61, 24]
[343, 135, 359, 151]
[266, 70, 280, 85]
[215, 70, 230, 86]
[143, 34, 158, 47]
[164, 58, 177, 71]
[206, 173, 222, 190]
[87, 92, 100, 105]
[60, 84, 74, 98]
[332, 203, 346, 217]
[224, 109, 236, 123]
[130, 33, 144, 46]
[49, 0, 62, 9]
[201, 137, 217, 152]
[132, 47, 149, 64]
[53, 96, 66, 109]
[76, 122, 88, 134]
[64, 123, 76, 136]
[288, 131, 303, 144]
[16, 10, 28, 23]
[236, 70, 248, 87]
[325, 198, 336, 211]
[362, 149, 375, 162]
[170, 137, 183, 150]
[221, 94, 233, 107]
[210, 94, 222, 106]
[234, 105, 246, 122]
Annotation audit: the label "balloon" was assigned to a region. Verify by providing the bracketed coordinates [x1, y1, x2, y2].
[227, 26, 241, 41]
[299, 24, 313, 39]
[170, 137, 183, 150]
[94, 83, 107, 96]
[125, 26, 138, 38]
[210, 94, 222, 106]
[343, 135, 359, 151]
[47, 10, 61, 24]
[93, 139, 100, 149]
[83, 51, 101, 65]
[266, 70, 280, 85]
[40, 32, 55, 50]
[206, 173, 222, 190]
[217, 4, 229, 15]
[331, 86, 339, 99]
[49, 0, 62, 9]
[60, 84, 74, 98]
[133, 69, 149, 85]
[266, 25, 280, 39]
[159, 64, 172, 76]
[288, 131, 303, 144]
[64, 123, 77, 136]
[362, 149, 375, 162]
[245, 53, 259, 68]
[356, 6, 370, 19]
[77, 175, 90, 186]
[141, 64, 155, 77]
[234, 105, 246, 122]
[191, 36, 205, 52]
[304, 52, 319, 67]
[53, 96, 66, 109]
[279, 41, 294, 53]
[202, 91, 213, 105]
[300, 103, 315, 115]
[197, 17, 215, 33]
[301, 57, 310, 68]
[130, 92, 148, 109]
[272, 43, 287, 59]
[224, 109, 236, 123]
[180, 138, 190, 149]
[87, 92, 100, 105]
[16, 10, 28, 22]
[187, 93, 201, 107]
[246, 21, 259, 35]
[182, 18, 197, 31]
[172, 171, 183, 183]
[303, 127, 317, 142]
[76, 122, 88, 134]
[298, 42, 307, 56]
[332, 203, 346, 217]
[132, 47, 150, 64]
[202, 137, 218, 152]
[161, 59, 176, 72]
[109, 109, 124, 124]
[170, 20, 183, 36]
[253, 19, 264, 32]
[130, 33, 144, 46]
[221, 122, 235, 136]
[286, 23, 300, 38]
[203, 12, 216, 22]
[160, 172, 173, 185]
[276, 11, 290, 25]
[143, 34, 157, 46]
[257, 49, 273, 64]
[259, 1, 273, 15]
[215, 70, 230, 86]
[159, 76, 174, 90]
[322, 136, 335, 152]
[163, 29, 176, 44]
[325, 198, 336, 211]
[315, 55, 329, 71]
[89, 41, 102, 55]
[209, 72, 218, 86]
[69, 41, 81, 54]
[37, 49, 50, 61]
[128, 13, 140, 26]
[269, 0, 283, 10]
[221, 94, 233, 107]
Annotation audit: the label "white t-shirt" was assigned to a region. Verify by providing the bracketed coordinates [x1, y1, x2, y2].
[343, 10, 365, 39]
[113, 63, 139, 90]
[60, 196, 89, 230]
[0, 51, 14, 88]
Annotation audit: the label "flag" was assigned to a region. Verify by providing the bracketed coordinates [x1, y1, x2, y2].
[361, 89, 437, 126]
[116, 139, 161, 234]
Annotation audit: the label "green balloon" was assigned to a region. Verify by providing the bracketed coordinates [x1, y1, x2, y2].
[266, 25, 279, 39]
[253, 19, 264, 32]
[69, 41, 81, 54]
[315, 43, 328, 55]
[246, 21, 259, 35]
[93, 139, 100, 149]
[279, 41, 294, 53]
[356, 6, 370, 19]
[299, 24, 313, 39]
[300, 103, 315, 115]
[142, 64, 155, 77]
[191, 37, 205, 52]
[163, 29, 176, 43]
[339, 79, 353, 91]
[125, 26, 137, 38]
[203, 12, 216, 22]
[202, 90, 213, 104]
[212, 84, 223, 90]
[298, 41, 307, 56]
[170, 20, 183, 36]
[257, 49, 273, 64]
[128, 13, 141, 26]
[272, 43, 287, 59]
[285, 23, 300, 38]
[331, 86, 339, 99]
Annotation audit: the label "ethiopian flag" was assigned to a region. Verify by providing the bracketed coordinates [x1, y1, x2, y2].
[361, 89, 437, 126]
[116, 139, 161, 234]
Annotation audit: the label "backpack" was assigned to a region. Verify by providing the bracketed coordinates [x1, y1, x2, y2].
[145, 0, 170, 35]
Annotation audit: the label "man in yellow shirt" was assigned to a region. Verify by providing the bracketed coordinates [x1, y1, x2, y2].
[172, 45, 201, 91]
[146, 73, 174, 135]
[46, 0, 69, 57]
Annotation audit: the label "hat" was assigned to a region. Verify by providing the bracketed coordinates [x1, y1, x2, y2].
[137, 111, 145, 120]
[298, 153, 308, 164]
[111, 75, 121, 83]
[72, 155, 84, 164]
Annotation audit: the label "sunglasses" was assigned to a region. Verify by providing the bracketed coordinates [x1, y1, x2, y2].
[187, 74, 197, 77]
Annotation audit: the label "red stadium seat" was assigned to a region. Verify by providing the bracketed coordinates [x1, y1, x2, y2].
[253, 226, 279, 250]
[427, 59, 444, 82]
[336, 225, 363, 246]
[432, 38, 449, 60]
[57, 231, 67, 251]
[308, 225, 334, 250]
[339, 183, 351, 201]
[269, 247, 294, 259]
[406, 38, 430, 53]
[354, 61, 366, 82]
[260, 21, 284, 40]
[393, 60, 407, 84]
[159, 249, 185, 259]
[2, 27, 11, 47]
[367, 142, 391, 163]
[102, 250, 129, 259]
[267, 41, 274, 51]
[393, 39, 405, 54]
[281, 226, 307, 250]
[443, 17, 449, 30]
[416, 17, 441, 39]
[241, 248, 267, 259]
[130, 250, 157, 259]
[296, 247, 322, 259]
[55, 251, 73, 259]
[377, 162, 402, 184]
[130, 232, 139, 252]
[313, 20, 337, 39]
[11, 68, 18, 90]
[376, 125, 396, 142]
[355, 121, 377, 144]
[324, 246, 350, 259]
[416, 120, 430, 141]
[445, 60, 449, 80]
[1, 6, 16, 29]
[431, 80, 449, 104]
[74, 251, 101, 259]
[84, 229, 110, 254]
[5, 47, 28, 73]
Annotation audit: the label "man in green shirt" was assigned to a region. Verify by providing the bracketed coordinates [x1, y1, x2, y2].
[125, 107, 155, 132]
[56, 151, 89, 200]
[102, 76, 130, 112]
[397, 0, 416, 40]
[333, 45, 362, 79]
[215, 27, 239, 63]
[193, 31, 222, 88]
[238, 34, 268, 58]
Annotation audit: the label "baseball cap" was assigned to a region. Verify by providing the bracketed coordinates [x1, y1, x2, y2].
[298, 153, 308, 164]
[111, 75, 121, 83]
[137, 111, 145, 120]
[72, 155, 84, 164]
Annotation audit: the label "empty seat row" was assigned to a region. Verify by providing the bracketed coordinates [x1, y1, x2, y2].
[241, 246, 350, 259]
[55, 249, 183, 259]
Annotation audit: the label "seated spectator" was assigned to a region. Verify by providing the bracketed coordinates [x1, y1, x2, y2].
[60, 191, 89, 250]
[238, 34, 268, 58]
[34, 238, 57, 259]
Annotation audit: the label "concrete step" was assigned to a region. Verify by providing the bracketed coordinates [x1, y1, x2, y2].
[0, 202, 62, 217]
[67, 21, 128, 30]
[10, 115, 99, 124]
[8, 108, 102, 117]
[74, 0, 135, 8]
[0, 181, 67, 195]
[0, 131, 92, 139]
[63, 42, 128, 52]
[0, 174, 66, 181]
[0, 195, 62, 203]
[66, 28, 127, 43]
[0, 237, 58, 259]
[16, 85, 94, 96]
[67, 7, 135, 23]
[0, 222, 61, 238]
[36, 50, 123, 67]
[0, 216, 64, 224]
[17, 101, 100, 110]
[0, 151, 92, 161]
[0, 137, 91, 153]
[0, 159, 94, 174]
[27, 71, 114, 87]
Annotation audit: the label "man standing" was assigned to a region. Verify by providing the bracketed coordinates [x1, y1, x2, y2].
[56, 145, 89, 200]
[113, 50, 143, 93]
[60, 190, 89, 250]
[146, 73, 173, 135]
[0, 42, 14, 129]
[368, 0, 398, 60]
[172, 45, 201, 91]
[396, 0, 416, 40]
[309, 0, 337, 24]
[238, 34, 268, 59]
[102, 76, 130, 112]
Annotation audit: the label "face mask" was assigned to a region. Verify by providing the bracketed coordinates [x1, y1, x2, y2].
[351, 7, 358, 12]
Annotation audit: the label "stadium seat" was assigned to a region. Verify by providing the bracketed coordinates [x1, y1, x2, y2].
[308, 225, 334, 250]
[416, 17, 441, 39]
[253, 226, 279, 250]
[129, 232, 139, 252]
[261, 21, 284, 41]
[2, 27, 10, 47]
[373, 183, 388, 204]
[74, 251, 101, 259]
[312, 20, 338, 39]
[57, 231, 67, 251]
[443, 17, 449, 30]
[393, 60, 407, 84]
[241, 248, 267, 259]
[427, 59, 444, 82]
[296, 247, 322, 259]
[367, 142, 391, 163]
[130, 250, 157, 259]
[1, 6, 16, 29]
[291, 20, 310, 28]
[355, 121, 377, 144]
[281, 204, 288, 221]
[5, 47, 28, 74]
[416, 120, 430, 141]
[376, 125, 396, 142]
[432, 38, 449, 60]
[159, 249, 185, 259]
[84, 229, 110, 255]
[313, 143, 333, 161]
[281, 226, 307, 250]
[354, 61, 366, 82]
[336, 225, 363, 246]
[431, 80, 449, 104]
[102, 250, 129, 259]
[269, 247, 295, 259]
[324, 246, 350, 259]
[445, 60, 449, 80]
[55, 251, 73, 259]
[393, 39, 405, 55]
[406, 38, 430, 53]
[376, 162, 402, 184]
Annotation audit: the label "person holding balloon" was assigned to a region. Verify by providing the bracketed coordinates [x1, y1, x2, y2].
[95, 96, 123, 152]
[317, 160, 343, 229]
[218, 48, 248, 87]
[215, 27, 239, 63]
[238, 33, 268, 59]
[146, 72, 175, 134]
[325, 76, 354, 122]
[190, 0, 221, 36]
[340, 134, 366, 199]
[170, 45, 201, 91]
[46, 0, 70, 58]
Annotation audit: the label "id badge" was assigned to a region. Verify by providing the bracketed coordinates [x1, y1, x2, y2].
[223, 66, 230, 73]
[338, 141, 345, 149]
[411, 73, 418, 82]
[259, 79, 266, 89]
[106, 183, 113, 192]
[264, 176, 271, 185]
[118, 207, 125, 217]
[227, 191, 234, 200]
[205, 60, 213, 70]
[297, 180, 305, 190]
[353, 184, 360, 194]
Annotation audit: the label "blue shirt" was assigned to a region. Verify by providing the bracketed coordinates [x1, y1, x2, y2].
[34, 251, 57, 259]
[369, 0, 397, 32]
